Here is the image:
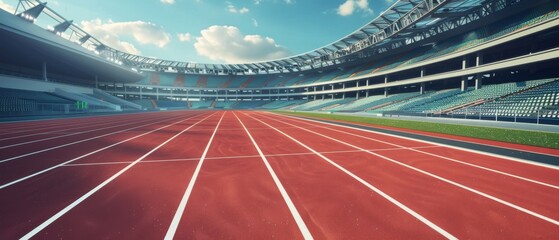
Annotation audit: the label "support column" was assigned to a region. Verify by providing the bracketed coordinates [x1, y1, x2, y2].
[384, 75, 389, 96]
[476, 52, 483, 67]
[42, 62, 48, 82]
[356, 91, 359, 100]
[365, 90, 369, 98]
[156, 88, 159, 101]
[475, 74, 483, 90]
[95, 75, 99, 88]
[461, 76, 468, 92]
[420, 82, 425, 95]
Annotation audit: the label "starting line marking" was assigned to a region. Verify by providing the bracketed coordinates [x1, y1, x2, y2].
[59, 146, 442, 167]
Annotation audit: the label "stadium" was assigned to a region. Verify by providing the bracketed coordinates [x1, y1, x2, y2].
[0, 0, 558, 238]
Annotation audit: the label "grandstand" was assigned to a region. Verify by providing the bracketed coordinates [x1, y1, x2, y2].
[2, 1, 559, 239]
[0, 0, 557, 124]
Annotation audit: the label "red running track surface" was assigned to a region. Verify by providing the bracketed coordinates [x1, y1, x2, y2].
[0, 110, 557, 239]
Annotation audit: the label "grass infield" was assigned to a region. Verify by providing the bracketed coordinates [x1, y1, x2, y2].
[273, 111, 559, 149]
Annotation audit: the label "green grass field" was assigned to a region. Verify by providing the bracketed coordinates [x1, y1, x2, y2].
[273, 111, 559, 149]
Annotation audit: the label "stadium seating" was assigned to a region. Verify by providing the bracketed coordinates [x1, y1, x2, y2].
[259, 100, 307, 109]
[291, 98, 353, 111]
[331, 92, 420, 112]
[451, 79, 559, 118]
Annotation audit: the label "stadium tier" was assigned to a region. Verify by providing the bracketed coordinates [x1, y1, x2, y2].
[1, 0, 558, 124]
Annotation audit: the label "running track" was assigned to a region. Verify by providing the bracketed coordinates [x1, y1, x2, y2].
[1, 110, 558, 239]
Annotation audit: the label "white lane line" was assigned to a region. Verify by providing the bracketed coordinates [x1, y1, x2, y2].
[259, 113, 559, 227]
[61, 146, 443, 167]
[0, 114, 187, 164]
[234, 112, 313, 240]
[20, 113, 216, 240]
[0, 115, 157, 150]
[269, 112, 559, 170]
[0, 113, 205, 190]
[270, 112, 559, 188]
[164, 112, 225, 240]
[246, 113, 457, 240]
[0, 117, 137, 142]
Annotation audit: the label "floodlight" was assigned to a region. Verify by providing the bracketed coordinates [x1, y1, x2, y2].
[17, 2, 46, 23]
[52, 20, 73, 33]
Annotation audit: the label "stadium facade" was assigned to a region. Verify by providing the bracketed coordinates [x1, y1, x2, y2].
[0, 0, 558, 122]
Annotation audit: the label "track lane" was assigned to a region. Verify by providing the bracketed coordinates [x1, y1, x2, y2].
[238, 112, 448, 239]
[268, 112, 559, 186]
[18, 112, 216, 239]
[0, 114, 146, 144]
[254, 112, 559, 238]
[20, 112, 218, 239]
[0, 113, 169, 157]
[170, 112, 305, 239]
[0, 111, 165, 138]
[0, 112, 193, 186]
[0, 112, 209, 239]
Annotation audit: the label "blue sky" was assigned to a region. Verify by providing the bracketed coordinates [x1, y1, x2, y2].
[1, 0, 395, 64]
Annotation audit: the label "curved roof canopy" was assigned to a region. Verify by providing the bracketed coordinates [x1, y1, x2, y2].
[14, 0, 520, 75]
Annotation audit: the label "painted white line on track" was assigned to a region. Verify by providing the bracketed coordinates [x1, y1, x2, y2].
[270, 112, 559, 188]
[20, 113, 216, 240]
[235, 112, 313, 240]
[164, 112, 225, 240]
[60, 146, 442, 167]
[247, 113, 458, 240]
[0, 114, 186, 164]
[0, 113, 205, 190]
[0, 115, 156, 150]
[0, 117, 138, 142]
[259, 113, 559, 227]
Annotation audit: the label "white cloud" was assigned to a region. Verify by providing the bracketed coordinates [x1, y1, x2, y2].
[194, 25, 291, 63]
[337, 0, 372, 16]
[226, 2, 250, 14]
[177, 32, 191, 42]
[337, 0, 355, 16]
[0, 0, 15, 13]
[81, 19, 171, 55]
[160, 0, 176, 4]
[284, 0, 295, 4]
[252, 18, 259, 27]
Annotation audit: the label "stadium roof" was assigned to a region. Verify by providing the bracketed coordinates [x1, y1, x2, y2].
[12, 0, 529, 75]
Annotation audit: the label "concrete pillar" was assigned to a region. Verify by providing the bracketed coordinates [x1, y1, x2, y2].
[384, 88, 388, 97]
[420, 67, 425, 77]
[42, 62, 48, 82]
[476, 52, 483, 66]
[366, 90, 369, 98]
[156, 88, 159, 100]
[475, 74, 483, 90]
[462, 56, 468, 70]
[420, 82, 425, 95]
[461, 76, 468, 92]
[356, 91, 359, 100]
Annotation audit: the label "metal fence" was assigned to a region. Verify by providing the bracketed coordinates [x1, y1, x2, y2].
[381, 108, 559, 125]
